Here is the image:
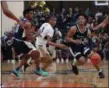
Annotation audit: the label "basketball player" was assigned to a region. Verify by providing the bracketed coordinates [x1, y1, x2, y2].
[48, 27, 64, 63]
[14, 8, 35, 71]
[66, 13, 105, 78]
[1, 1, 34, 73]
[11, 8, 48, 78]
[35, 16, 68, 73]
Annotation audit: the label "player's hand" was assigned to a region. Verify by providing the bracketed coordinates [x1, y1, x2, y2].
[75, 39, 82, 45]
[17, 20, 26, 29]
[93, 27, 98, 30]
[82, 39, 88, 45]
[17, 20, 23, 25]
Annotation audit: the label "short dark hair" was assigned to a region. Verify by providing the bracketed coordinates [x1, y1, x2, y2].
[23, 8, 34, 17]
[76, 13, 88, 22]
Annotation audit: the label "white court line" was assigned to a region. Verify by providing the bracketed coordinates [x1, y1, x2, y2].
[39, 81, 49, 87]
[36, 76, 44, 81]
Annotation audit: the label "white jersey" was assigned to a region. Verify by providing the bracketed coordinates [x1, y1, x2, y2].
[36, 23, 54, 46]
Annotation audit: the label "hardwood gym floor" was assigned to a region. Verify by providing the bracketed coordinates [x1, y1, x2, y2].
[1, 60, 108, 88]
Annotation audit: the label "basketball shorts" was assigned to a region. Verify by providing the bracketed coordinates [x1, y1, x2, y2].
[70, 43, 92, 60]
[36, 44, 49, 57]
[12, 38, 32, 55]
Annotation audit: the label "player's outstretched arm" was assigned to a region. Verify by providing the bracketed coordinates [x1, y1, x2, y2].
[93, 16, 109, 30]
[1, 1, 20, 24]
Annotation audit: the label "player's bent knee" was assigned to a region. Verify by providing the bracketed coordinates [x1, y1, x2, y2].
[78, 56, 86, 65]
[31, 50, 40, 58]
[40, 55, 53, 64]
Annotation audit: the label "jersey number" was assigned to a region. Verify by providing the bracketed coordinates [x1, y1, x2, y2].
[41, 27, 45, 33]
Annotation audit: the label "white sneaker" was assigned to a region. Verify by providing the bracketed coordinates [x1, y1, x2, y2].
[61, 58, 64, 64]
[56, 58, 60, 64]
[7, 60, 10, 63]
[18, 60, 21, 63]
[21, 65, 24, 73]
[27, 57, 32, 65]
[65, 59, 69, 64]
[11, 60, 15, 64]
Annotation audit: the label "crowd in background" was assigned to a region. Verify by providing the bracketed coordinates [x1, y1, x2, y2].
[1, 7, 109, 62]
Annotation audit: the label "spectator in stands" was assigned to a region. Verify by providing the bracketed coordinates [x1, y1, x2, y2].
[85, 8, 91, 16]
[95, 9, 103, 23]
[72, 7, 79, 25]
[103, 41, 109, 60]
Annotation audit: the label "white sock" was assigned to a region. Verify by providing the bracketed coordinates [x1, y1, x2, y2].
[65, 59, 69, 63]
[98, 69, 102, 73]
[40, 63, 44, 69]
[27, 57, 32, 65]
[56, 58, 60, 64]
[73, 58, 77, 66]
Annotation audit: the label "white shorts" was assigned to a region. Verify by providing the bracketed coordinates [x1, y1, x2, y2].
[36, 44, 49, 57]
[48, 45, 56, 58]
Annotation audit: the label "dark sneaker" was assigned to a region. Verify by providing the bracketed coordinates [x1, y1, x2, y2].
[98, 71, 105, 78]
[72, 65, 79, 75]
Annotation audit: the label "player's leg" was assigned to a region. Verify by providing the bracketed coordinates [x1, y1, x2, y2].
[23, 57, 32, 72]
[29, 50, 48, 77]
[11, 39, 31, 78]
[70, 45, 87, 75]
[72, 54, 86, 75]
[38, 45, 53, 70]
[89, 51, 105, 78]
[22, 41, 37, 72]
[83, 44, 105, 78]
[40, 54, 53, 70]
[11, 54, 30, 78]
[11, 40, 46, 78]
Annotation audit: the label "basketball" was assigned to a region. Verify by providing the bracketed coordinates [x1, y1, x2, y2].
[90, 52, 101, 65]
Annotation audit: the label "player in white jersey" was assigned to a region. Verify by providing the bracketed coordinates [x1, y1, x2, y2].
[36, 22, 54, 54]
[35, 16, 68, 72]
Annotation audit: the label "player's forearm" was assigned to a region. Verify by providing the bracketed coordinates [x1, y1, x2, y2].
[48, 41, 60, 47]
[1, 1, 19, 23]
[3, 11, 19, 23]
[93, 16, 108, 30]
[94, 23, 106, 30]
[66, 37, 76, 44]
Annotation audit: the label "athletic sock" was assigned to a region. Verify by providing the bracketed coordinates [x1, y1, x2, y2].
[15, 66, 22, 72]
[73, 59, 77, 66]
[36, 67, 40, 71]
[98, 69, 103, 73]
